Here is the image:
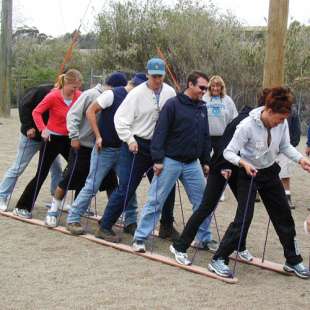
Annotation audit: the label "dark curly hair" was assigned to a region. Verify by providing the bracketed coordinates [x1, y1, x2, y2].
[263, 87, 294, 114]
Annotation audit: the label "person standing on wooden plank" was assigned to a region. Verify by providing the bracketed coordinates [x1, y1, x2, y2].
[208, 87, 310, 279]
[13, 69, 82, 219]
[132, 71, 215, 253]
[0, 84, 62, 212]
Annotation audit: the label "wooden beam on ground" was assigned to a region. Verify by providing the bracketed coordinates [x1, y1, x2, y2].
[263, 0, 289, 88]
[0, 211, 238, 284]
[53, 208, 290, 276]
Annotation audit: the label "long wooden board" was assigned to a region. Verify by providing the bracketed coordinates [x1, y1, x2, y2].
[0, 211, 237, 284]
[51, 206, 290, 276]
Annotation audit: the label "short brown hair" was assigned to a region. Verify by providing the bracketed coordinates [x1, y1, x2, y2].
[186, 71, 209, 88]
[264, 87, 293, 114]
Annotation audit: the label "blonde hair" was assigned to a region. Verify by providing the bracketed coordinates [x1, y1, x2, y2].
[55, 69, 83, 89]
[207, 75, 226, 98]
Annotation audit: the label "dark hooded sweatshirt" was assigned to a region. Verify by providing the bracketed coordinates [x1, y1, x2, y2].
[151, 92, 211, 166]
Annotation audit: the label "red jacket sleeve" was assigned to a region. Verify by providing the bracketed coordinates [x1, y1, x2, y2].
[32, 92, 54, 132]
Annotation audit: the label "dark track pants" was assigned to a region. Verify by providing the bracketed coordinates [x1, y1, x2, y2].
[16, 135, 71, 212]
[213, 163, 302, 265]
[173, 167, 242, 252]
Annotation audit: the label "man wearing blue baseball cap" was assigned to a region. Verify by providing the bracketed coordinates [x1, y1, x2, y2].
[94, 58, 179, 242]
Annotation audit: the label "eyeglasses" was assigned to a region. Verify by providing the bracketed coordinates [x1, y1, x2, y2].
[198, 85, 208, 91]
[150, 74, 164, 79]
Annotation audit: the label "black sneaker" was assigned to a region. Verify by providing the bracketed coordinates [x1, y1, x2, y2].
[283, 262, 310, 279]
[123, 223, 137, 236]
[95, 227, 121, 243]
[158, 223, 180, 241]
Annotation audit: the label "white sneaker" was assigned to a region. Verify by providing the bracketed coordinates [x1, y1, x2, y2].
[45, 210, 59, 227]
[132, 240, 146, 253]
[169, 245, 192, 266]
[0, 198, 8, 212]
[63, 204, 71, 212]
[13, 208, 32, 219]
[236, 249, 253, 262]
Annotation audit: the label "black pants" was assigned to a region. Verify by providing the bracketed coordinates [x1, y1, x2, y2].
[214, 163, 302, 265]
[211, 136, 222, 159]
[173, 167, 242, 252]
[58, 146, 118, 199]
[16, 135, 71, 211]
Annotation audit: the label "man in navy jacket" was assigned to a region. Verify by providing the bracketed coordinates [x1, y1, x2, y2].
[132, 71, 213, 252]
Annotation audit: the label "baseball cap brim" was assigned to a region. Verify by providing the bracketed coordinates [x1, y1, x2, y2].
[148, 69, 165, 76]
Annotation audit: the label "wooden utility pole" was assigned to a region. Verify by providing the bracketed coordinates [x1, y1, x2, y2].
[263, 0, 289, 88]
[0, 0, 13, 117]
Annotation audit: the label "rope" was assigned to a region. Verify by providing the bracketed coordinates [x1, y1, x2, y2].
[6, 138, 30, 210]
[57, 150, 79, 226]
[30, 141, 48, 211]
[232, 175, 255, 277]
[261, 217, 271, 263]
[176, 180, 185, 228]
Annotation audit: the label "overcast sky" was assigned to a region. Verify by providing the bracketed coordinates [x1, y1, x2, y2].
[11, 0, 310, 37]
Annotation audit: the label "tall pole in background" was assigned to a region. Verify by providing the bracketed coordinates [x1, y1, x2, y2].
[263, 0, 289, 88]
[0, 0, 13, 117]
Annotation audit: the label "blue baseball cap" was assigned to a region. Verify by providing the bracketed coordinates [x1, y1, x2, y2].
[132, 72, 148, 86]
[147, 58, 165, 76]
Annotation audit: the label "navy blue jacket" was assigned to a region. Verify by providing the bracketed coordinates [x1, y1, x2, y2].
[151, 93, 211, 165]
[98, 86, 128, 148]
[287, 108, 300, 147]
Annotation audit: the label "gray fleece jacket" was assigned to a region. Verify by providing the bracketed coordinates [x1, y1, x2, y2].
[67, 84, 104, 148]
[223, 106, 303, 169]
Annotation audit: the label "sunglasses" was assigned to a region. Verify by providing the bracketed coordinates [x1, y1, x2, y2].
[198, 85, 208, 91]
[150, 74, 164, 79]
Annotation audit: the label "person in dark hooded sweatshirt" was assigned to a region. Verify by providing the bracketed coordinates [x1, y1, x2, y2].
[132, 70, 213, 252]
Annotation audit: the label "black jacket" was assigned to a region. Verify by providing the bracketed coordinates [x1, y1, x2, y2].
[287, 108, 301, 147]
[151, 93, 211, 165]
[210, 105, 252, 173]
[18, 84, 53, 141]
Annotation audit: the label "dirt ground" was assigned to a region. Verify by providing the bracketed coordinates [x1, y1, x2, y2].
[0, 109, 310, 310]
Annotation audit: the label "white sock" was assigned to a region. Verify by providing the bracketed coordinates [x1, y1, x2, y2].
[50, 197, 61, 213]
[285, 190, 291, 196]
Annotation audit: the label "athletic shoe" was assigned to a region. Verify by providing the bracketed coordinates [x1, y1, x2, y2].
[158, 223, 180, 241]
[66, 222, 84, 235]
[208, 258, 233, 278]
[13, 208, 32, 219]
[0, 198, 8, 212]
[191, 239, 219, 252]
[132, 240, 146, 253]
[124, 223, 137, 236]
[169, 244, 191, 266]
[45, 211, 59, 228]
[95, 227, 121, 243]
[283, 262, 310, 279]
[236, 249, 253, 262]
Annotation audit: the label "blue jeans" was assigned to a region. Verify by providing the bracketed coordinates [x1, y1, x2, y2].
[100, 142, 175, 230]
[67, 146, 138, 226]
[134, 157, 212, 243]
[0, 134, 62, 200]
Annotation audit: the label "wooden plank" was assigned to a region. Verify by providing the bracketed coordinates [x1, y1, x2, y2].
[0, 211, 238, 284]
[53, 207, 290, 275]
